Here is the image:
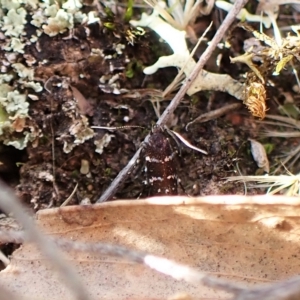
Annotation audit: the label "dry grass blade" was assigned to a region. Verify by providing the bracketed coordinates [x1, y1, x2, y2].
[258, 114, 300, 173]
[226, 174, 300, 196]
[264, 114, 300, 127]
[261, 131, 300, 138]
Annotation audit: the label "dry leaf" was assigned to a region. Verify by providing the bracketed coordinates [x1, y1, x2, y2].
[1, 196, 300, 299]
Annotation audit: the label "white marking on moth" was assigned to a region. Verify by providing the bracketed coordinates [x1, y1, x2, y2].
[146, 156, 163, 163]
[149, 177, 163, 183]
[167, 175, 176, 179]
[164, 155, 173, 162]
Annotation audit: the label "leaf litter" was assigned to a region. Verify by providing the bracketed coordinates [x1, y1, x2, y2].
[2, 195, 300, 299]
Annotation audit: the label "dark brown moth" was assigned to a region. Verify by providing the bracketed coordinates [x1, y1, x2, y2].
[94, 124, 207, 200]
[144, 126, 178, 196]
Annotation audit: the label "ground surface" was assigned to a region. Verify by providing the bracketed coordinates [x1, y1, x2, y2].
[1, 1, 300, 210]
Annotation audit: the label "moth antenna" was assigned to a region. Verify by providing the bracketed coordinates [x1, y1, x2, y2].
[168, 129, 208, 155]
[91, 125, 145, 130]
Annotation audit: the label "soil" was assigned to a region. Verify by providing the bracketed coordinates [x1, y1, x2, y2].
[1, 1, 300, 211]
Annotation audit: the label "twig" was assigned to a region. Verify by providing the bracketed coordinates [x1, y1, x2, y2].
[0, 180, 90, 300]
[186, 102, 242, 130]
[97, 0, 249, 202]
[97, 146, 144, 202]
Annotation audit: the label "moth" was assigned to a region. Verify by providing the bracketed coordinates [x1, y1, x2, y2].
[92, 124, 207, 199]
[144, 126, 178, 196]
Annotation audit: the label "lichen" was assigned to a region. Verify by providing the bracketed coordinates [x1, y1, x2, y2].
[3, 37, 25, 53]
[31, 9, 46, 28]
[0, 0, 111, 152]
[3, 7, 27, 37]
[43, 9, 74, 36]
[130, 5, 244, 99]
[94, 133, 114, 155]
[5, 91, 29, 116]
[0, 84, 35, 149]
[12, 63, 34, 80]
[0, 0, 21, 10]
[22, 81, 43, 92]
[58, 113, 95, 154]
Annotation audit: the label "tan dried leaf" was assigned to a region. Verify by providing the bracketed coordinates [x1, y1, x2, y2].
[1, 196, 300, 299]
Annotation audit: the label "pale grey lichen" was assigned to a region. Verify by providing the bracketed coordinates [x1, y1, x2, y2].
[43, 9, 74, 36]
[0, 0, 22, 10]
[22, 81, 43, 92]
[12, 63, 43, 92]
[0, 0, 101, 151]
[43, 4, 58, 18]
[215, 1, 271, 29]
[115, 43, 125, 55]
[0, 83, 34, 149]
[87, 11, 100, 25]
[5, 91, 29, 116]
[58, 115, 95, 154]
[5, 133, 31, 149]
[12, 63, 34, 80]
[3, 7, 27, 37]
[5, 37, 25, 53]
[94, 133, 114, 155]
[31, 9, 46, 28]
[62, 0, 82, 10]
[0, 74, 13, 84]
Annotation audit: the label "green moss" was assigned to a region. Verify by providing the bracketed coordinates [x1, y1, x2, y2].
[125, 62, 135, 78]
[124, 0, 133, 22]
[190, 95, 199, 106]
[71, 170, 80, 178]
[104, 168, 112, 177]
[103, 22, 115, 30]
[264, 143, 274, 155]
